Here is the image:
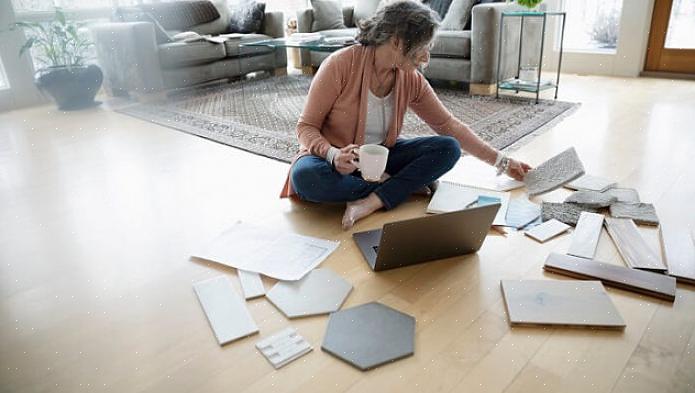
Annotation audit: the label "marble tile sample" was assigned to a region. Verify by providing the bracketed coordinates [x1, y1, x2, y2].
[256, 327, 312, 369]
[501, 280, 625, 329]
[321, 302, 415, 370]
[266, 268, 352, 318]
[609, 202, 659, 226]
[541, 202, 599, 226]
[524, 219, 571, 243]
[543, 252, 676, 301]
[604, 217, 666, 271]
[524, 147, 585, 196]
[567, 212, 605, 259]
[193, 276, 259, 345]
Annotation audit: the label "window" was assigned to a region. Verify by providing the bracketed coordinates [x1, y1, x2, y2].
[562, 0, 623, 53]
[665, 0, 695, 49]
[0, 56, 9, 90]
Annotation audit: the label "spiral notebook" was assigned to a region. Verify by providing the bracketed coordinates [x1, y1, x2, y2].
[427, 181, 509, 226]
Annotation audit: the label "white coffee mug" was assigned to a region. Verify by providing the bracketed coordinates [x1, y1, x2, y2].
[354, 144, 389, 182]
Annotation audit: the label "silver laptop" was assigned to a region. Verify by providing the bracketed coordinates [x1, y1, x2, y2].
[353, 204, 500, 271]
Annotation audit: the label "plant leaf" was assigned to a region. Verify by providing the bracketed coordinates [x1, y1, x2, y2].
[18, 37, 35, 57]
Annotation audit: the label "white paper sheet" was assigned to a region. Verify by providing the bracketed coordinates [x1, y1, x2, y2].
[441, 156, 524, 192]
[193, 222, 340, 281]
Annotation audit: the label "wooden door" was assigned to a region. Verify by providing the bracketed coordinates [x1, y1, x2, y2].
[645, 0, 695, 74]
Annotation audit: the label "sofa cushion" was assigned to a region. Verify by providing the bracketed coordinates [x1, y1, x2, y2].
[229, 2, 265, 34]
[427, 0, 453, 19]
[139, 1, 221, 30]
[441, 0, 476, 30]
[224, 33, 275, 57]
[311, 0, 347, 32]
[158, 41, 227, 68]
[353, 0, 381, 27]
[318, 27, 359, 37]
[430, 30, 470, 59]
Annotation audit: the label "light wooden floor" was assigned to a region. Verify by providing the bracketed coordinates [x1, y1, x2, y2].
[1, 74, 695, 393]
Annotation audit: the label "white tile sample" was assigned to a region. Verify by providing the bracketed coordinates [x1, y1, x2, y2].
[238, 269, 265, 299]
[659, 223, 695, 285]
[193, 276, 259, 345]
[256, 327, 312, 369]
[604, 217, 665, 271]
[524, 219, 571, 243]
[567, 212, 605, 259]
[565, 174, 617, 192]
[524, 147, 585, 196]
[266, 268, 352, 318]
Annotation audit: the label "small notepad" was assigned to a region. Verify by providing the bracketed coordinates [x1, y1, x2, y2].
[427, 181, 509, 226]
[256, 327, 312, 369]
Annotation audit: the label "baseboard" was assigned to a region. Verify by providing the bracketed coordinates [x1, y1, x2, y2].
[640, 71, 695, 81]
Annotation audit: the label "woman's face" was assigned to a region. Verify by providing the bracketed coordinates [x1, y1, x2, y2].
[392, 38, 432, 71]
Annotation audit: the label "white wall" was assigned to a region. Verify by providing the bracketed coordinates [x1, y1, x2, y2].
[542, 0, 655, 77]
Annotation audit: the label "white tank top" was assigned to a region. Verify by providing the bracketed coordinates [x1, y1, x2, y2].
[364, 89, 394, 145]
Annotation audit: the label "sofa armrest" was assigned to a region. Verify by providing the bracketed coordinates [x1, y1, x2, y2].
[296, 8, 314, 33]
[470, 2, 526, 84]
[262, 11, 285, 38]
[342, 6, 354, 27]
[90, 22, 164, 95]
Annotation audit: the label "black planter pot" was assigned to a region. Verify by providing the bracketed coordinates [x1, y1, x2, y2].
[34, 64, 103, 110]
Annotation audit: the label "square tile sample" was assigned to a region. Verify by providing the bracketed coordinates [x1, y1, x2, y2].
[504, 197, 541, 229]
[238, 269, 265, 299]
[541, 202, 599, 226]
[524, 147, 585, 196]
[609, 202, 659, 226]
[524, 219, 571, 243]
[564, 190, 616, 208]
[193, 276, 259, 345]
[603, 187, 640, 203]
[266, 268, 352, 318]
[322, 302, 415, 370]
[565, 174, 617, 192]
[567, 212, 605, 259]
[501, 280, 625, 329]
[256, 327, 312, 369]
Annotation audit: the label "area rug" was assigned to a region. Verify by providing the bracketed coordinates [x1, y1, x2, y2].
[117, 74, 579, 163]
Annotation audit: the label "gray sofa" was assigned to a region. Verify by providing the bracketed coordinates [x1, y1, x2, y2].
[91, 1, 286, 96]
[297, 0, 543, 93]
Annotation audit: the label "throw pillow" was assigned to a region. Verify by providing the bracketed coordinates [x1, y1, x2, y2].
[228, 1, 266, 34]
[427, 0, 453, 19]
[353, 0, 381, 27]
[440, 0, 476, 30]
[311, 0, 346, 32]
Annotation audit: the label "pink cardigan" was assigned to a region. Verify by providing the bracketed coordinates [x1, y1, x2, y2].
[280, 44, 459, 198]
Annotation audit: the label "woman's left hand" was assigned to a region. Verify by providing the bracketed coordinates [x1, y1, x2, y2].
[506, 158, 532, 181]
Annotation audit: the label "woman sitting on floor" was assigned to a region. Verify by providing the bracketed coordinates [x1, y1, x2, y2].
[280, 0, 531, 229]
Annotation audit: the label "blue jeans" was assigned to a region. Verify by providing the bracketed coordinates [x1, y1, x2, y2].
[291, 136, 461, 210]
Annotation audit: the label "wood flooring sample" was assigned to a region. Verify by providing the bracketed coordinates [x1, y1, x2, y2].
[501, 280, 625, 329]
[543, 252, 676, 301]
[567, 212, 604, 259]
[604, 217, 665, 271]
[659, 224, 695, 285]
[193, 276, 259, 345]
[524, 219, 571, 243]
[524, 147, 585, 196]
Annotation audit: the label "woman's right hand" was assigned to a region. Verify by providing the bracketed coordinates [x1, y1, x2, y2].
[334, 144, 359, 175]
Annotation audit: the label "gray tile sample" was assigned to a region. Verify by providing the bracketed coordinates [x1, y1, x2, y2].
[504, 197, 541, 229]
[321, 302, 415, 370]
[256, 327, 312, 369]
[193, 276, 259, 345]
[567, 212, 604, 259]
[541, 202, 599, 226]
[604, 217, 666, 272]
[524, 147, 585, 196]
[609, 202, 659, 226]
[565, 174, 617, 192]
[501, 280, 625, 329]
[266, 268, 352, 318]
[564, 190, 617, 208]
[603, 187, 640, 203]
[238, 269, 265, 299]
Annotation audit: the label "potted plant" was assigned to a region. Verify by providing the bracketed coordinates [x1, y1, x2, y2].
[13, 8, 102, 110]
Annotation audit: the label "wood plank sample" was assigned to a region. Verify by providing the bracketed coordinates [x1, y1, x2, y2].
[543, 252, 676, 302]
[193, 276, 259, 345]
[604, 217, 666, 272]
[567, 212, 604, 259]
[237, 269, 265, 299]
[659, 224, 695, 285]
[524, 219, 571, 243]
[609, 202, 659, 226]
[524, 147, 585, 196]
[500, 280, 625, 329]
[565, 174, 617, 192]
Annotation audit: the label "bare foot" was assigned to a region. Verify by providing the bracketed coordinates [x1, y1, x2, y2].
[342, 193, 384, 230]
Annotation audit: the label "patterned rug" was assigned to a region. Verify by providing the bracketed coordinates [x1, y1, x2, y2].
[117, 74, 579, 163]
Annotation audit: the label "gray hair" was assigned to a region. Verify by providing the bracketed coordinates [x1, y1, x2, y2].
[356, 0, 440, 59]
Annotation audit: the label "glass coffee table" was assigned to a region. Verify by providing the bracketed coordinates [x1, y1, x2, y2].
[240, 36, 357, 53]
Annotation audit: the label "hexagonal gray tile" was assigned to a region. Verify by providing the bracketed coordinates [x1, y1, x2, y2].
[266, 268, 352, 318]
[321, 302, 415, 370]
